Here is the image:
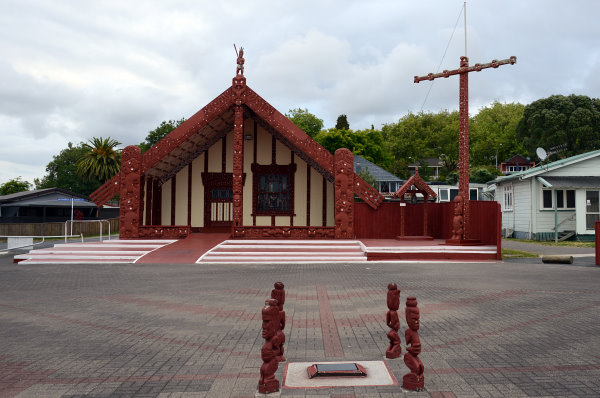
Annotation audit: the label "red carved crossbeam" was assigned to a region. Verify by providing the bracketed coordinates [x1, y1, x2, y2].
[414, 56, 516, 239]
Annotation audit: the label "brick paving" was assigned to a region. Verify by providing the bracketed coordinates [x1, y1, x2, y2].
[0, 254, 599, 397]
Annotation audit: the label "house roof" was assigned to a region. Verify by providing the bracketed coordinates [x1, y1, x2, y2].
[90, 68, 384, 209]
[0, 188, 95, 207]
[541, 176, 600, 188]
[502, 154, 533, 165]
[354, 155, 402, 182]
[490, 148, 600, 185]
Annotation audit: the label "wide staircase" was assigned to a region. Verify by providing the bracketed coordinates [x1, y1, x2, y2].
[198, 239, 367, 263]
[13, 239, 177, 264]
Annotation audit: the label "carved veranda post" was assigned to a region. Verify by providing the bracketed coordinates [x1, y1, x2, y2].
[232, 104, 244, 237]
[119, 145, 143, 239]
[231, 50, 247, 237]
[334, 148, 354, 239]
[414, 56, 516, 240]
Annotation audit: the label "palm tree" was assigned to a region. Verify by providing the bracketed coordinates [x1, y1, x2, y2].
[76, 137, 122, 183]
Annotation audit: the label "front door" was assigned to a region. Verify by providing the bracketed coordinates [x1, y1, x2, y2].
[207, 186, 233, 227]
[202, 172, 233, 228]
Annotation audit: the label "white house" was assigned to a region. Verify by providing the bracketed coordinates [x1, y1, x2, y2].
[488, 149, 600, 241]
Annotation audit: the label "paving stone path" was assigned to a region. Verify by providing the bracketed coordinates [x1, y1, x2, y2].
[0, 255, 598, 397]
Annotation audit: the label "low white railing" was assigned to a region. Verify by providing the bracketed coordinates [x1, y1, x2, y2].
[64, 219, 111, 242]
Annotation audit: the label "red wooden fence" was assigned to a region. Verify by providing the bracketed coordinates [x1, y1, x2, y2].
[354, 200, 501, 247]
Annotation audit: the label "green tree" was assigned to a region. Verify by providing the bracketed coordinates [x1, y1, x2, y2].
[381, 110, 459, 178]
[35, 142, 101, 195]
[470, 101, 525, 166]
[285, 108, 324, 138]
[0, 177, 31, 195]
[516, 94, 600, 159]
[139, 118, 186, 153]
[469, 166, 500, 183]
[314, 128, 393, 170]
[76, 137, 121, 184]
[335, 114, 350, 130]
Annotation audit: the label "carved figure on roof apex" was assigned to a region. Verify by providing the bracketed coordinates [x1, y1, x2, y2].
[236, 46, 245, 75]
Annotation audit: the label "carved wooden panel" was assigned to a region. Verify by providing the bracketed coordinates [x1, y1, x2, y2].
[138, 225, 190, 239]
[233, 226, 334, 239]
[334, 148, 354, 239]
[119, 146, 143, 239]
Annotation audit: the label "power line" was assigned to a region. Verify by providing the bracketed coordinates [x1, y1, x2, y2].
[419, 4, 464, 112]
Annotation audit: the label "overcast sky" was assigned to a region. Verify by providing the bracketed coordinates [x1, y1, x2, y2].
[1, 0, 599, 186]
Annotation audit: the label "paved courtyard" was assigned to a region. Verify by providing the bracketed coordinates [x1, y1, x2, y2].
[0, 253, 598, 397]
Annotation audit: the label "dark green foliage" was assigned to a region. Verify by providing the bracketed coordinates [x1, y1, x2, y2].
[335, 114, 350, 130]
[139, 118, 186, 153]
[469, 166, 501, 183]
[0, 177, 31, 195]
[285, 108, 324, 138]
[516, 95, 600, 159]
[35, 142, 101, 196]
[314, 128, 393, 170]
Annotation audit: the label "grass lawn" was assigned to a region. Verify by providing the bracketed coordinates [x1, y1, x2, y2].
[502, 248, 539, 258]
[504, 238, 595, 248]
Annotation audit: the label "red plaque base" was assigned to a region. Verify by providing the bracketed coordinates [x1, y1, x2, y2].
[258, 379, 279, 394]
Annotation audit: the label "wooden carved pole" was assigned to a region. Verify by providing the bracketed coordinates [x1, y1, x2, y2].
[414, 56, 516, 240]
[402, 296, 424, 391]
[232, 104, 244, 237]
[258, 298, 281, 394]
[271, 282, 286, 362]
[385, 283, 402, 359]
[334, 148, 354, 239]
[119, 145, 143, 239]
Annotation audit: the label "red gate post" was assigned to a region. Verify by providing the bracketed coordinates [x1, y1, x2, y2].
[595, 221, 600, 265]
[271, 282, 286, 362]
[385, 283, 402, 359]
[258, 299, 280, 394]
[402, 297, 424, 391]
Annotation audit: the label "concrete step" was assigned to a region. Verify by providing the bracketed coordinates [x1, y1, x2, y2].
[199, 240, 367, 263]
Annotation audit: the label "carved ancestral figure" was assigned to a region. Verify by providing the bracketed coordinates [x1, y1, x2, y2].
[271, 282, 286, 362]
[403, 296, 424, 391]
[451, 194, 464, 240]
[236, 47, 245, 75]
[259, 299, 280, 394]
[385, 283, 402, 359]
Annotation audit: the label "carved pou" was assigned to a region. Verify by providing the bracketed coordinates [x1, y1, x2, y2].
[271, 282, 286, 362]
[258, 299, 281, 394]
[402, 296, 424, 391]
[385, 283, 402, 359]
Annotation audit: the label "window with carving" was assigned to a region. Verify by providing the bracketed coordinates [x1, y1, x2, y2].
[252, 163, 296, 216]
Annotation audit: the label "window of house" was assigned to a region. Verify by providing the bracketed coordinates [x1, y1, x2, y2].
[439, 188, 449, 202]
[541, 189, 576, 210]
[470, 188, 478, 200]
[542, 189, 553, 209]
[503, 185, 513, 211]
[380, 181, 390, 193]
[252, 163, 296, 216]
[586, 190, 600, 229]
